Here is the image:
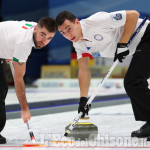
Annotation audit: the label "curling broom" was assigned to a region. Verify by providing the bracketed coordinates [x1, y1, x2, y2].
[9, 61, 45, 147]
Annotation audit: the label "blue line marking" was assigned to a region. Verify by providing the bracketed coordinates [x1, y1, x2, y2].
[6, 96, 129, 113]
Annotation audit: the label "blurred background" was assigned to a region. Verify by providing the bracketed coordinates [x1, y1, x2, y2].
[1, 0, 150, 118]
[1, 0, 150, 86]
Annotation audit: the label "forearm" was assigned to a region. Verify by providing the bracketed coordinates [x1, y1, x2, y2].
[120, 10, 140, 43]
[78, 69, 91, 97]
[14, 79, 29, 110]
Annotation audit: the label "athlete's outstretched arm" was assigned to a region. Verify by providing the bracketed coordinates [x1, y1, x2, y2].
[120, 10, 140, 43]
[78, 57, 91, 97]
[13, 61, 31, 123]
[114, 10, 140, 62]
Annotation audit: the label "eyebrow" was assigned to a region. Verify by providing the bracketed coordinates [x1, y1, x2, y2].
[41, 32, 46, 36]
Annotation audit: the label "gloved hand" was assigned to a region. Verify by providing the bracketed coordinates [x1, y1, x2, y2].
[78, 97, 91, 118]
[114, 43, 130, 63]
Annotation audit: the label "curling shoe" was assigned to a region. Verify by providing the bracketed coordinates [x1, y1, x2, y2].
[0, 134, 6, 144]
[131, 121, 150, 138]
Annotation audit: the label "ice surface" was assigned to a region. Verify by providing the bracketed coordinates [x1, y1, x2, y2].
[5, 87, 126, 105]
[1, 103, 150, 150]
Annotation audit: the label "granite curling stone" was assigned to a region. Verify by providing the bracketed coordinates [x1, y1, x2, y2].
[65, 122, 98, 140]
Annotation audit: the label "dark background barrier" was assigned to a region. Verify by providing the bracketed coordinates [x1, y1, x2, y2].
[1, 0, 150, 83]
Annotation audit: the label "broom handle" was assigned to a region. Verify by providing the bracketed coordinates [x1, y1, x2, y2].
[64, 15, 149, 137]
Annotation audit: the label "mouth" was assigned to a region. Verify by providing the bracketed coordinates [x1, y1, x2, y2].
[37, 42, 44, 48]
[70, 36, 75, 41]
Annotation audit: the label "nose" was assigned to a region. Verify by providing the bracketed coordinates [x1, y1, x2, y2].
[41, 36, 46, 42]
[41, 37, 48, 45]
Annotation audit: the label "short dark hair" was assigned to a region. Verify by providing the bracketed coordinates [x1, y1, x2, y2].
[56, 11, 76, 26]
[37, 17, 58, 33]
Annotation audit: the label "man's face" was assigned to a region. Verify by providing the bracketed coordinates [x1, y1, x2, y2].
[58, 18, 82, 42]
[33, 26, 55, 49]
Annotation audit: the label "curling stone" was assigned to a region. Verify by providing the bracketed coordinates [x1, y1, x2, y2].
[65, 118, 98, 140]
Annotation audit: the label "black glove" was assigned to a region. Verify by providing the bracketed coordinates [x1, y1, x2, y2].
[114, 43, 130, 63]
[78, 97, 91, 118]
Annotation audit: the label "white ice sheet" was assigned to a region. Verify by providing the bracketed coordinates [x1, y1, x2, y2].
[1, 103, 150, 150]
[5, 87, 126, 105]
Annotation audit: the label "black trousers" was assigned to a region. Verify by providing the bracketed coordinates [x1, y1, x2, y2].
[0, 59, 8, 132]
[124, 23, 150, 121]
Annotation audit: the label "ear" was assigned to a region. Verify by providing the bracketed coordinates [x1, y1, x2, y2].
[33, 25, 37, 32]
[75, 18, 80, 24]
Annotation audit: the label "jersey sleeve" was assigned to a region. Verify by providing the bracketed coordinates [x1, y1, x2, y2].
[76, 49, 93, 60]
[73, 43, 93, 60]
[13, 41, 32, 62]
[85, 10, 126, 29]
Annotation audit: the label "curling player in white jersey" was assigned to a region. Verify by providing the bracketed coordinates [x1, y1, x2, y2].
[56, 10, 150, 138]
[0, 17, 57, 144]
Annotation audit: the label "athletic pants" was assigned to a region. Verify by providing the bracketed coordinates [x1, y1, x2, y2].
[124, 23, 150, 121]
[0, 59, 8, 132]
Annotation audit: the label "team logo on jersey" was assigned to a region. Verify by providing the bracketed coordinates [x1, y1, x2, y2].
[94, 34, 103, 41]
[112, 13, 122, 20]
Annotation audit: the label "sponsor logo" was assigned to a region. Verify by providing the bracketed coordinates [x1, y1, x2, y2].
[91, 52, 101, 57]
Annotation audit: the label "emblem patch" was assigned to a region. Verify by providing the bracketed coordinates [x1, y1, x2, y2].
[112, 13, 122, 20]
[94, 34, 103, 41]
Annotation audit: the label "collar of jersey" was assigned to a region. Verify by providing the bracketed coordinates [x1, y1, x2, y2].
[31, 27, 36, 48]
[78, 20, 92, 43]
